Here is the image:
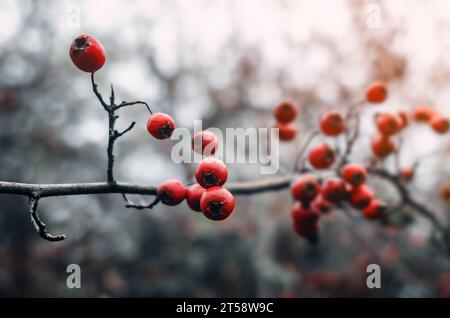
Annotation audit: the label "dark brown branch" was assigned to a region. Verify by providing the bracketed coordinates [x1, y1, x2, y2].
[29, 194, 66, 242]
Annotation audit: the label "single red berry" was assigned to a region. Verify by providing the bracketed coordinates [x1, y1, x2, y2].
[375, 113, 401, 136]
[291, 175, 321, 205]
[311, 195, 333, 214]
[412, 106, 435, 122]
[362, 199, 387, 220]
[320, 111, 345, 136]
[69, 34, 106, 73]
[274, 123, 297, 141]
[366, 81, 387, 103]
[371, 135, 396, 158]
[200, 186, 235, 221]
[320, 178, 348, 204]
[399, 167, 414, 182]
[273, 100, 298, 124]
[430, 114, 449, 134]
[349, 185, 374, 209]
[342, 164, 367, 186]
[186, 184, 206, 212]
[147, 112, 175, 139]
[157, 179, 187, 206]
[291, 202, 320, 223]
[441, 185, 450, 201]
[195, 158, 228, 188]
[192, 130, 219, 156]
[308, 143, 336, 170]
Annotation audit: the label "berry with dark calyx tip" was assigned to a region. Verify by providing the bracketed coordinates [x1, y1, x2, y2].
[430, 115, 449, 134]
[200, 186, 235, 221]
[192, 130, 219, 156]
[366, 81, 387, 104]
[273, 100, 298, 124]
[399, 167, 414, 182]
[274, 123, 297, 141]
[349, 185, 374, 209]
[362, 199, 387, 220]
[195, 158, 228, 188]
[342, 164, 367, 186]
[69, 34, 106, 73]
[147, 113, 175, 139]
[371, 135, 396, 158]
[186, 184, 206, 212]
[311, 195, 333, 214]
[291, 175, 321, 205]
[291, 202, 320, 224]
[412, 106, 435, 122]
[376, 113, 401, 136]
[320, 178, 348, 204]
[157, 179, 187, 206]
[308, 143, 336, 170]
[320, 111, 345, 136]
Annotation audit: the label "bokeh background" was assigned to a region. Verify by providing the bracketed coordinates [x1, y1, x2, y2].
[0, 0, 449, 297]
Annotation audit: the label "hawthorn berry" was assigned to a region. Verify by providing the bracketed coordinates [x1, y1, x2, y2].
[273, 100, 298, 124]
[69, 34, 106, 73]
[320, 111, 345, 136]
[371, 135, 396, 158]
[362, 199, 387, 220]
[192, 130, 219, 156]
[321, 178, 348, 204]
[412, 106, 435, 122]
[146, 112, 175, 139]
[308, 143, 336, 170]
[157, 179, 187, 206]
[399, 167, 414, 182]
[186, 184, 206, 212]
[342, 164, 367, 186]
[291, 202, 320, 223]
[365, 81, 387, 104]
[291, 175, 321, 205]
[349, 185, 374, 209]
[441, 185, 450, 201]
[274, 123, 297, 141]
[311, 195, 333, 214]
[376, 113, 401, 136]
[293, 220, 320, 239]
[195, 158, 228, 188]
[429, 115, 449, 134]
[200, 186, 235, 221]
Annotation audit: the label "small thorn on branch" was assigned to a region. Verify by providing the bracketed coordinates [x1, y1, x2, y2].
[29, 195, 66, 242]
[110, 83, 115, 105]
[114, 100, 152, 114]
[115, 121, 136, 139]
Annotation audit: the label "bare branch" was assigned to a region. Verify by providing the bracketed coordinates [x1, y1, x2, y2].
[114, 100, 152, 114]
[29, 195, 66, 242]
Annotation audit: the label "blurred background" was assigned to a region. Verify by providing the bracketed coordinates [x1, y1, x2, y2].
[0, 0, 449, 297]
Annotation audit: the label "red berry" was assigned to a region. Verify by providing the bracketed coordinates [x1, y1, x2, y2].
[186, 184, 206, 212]
[291, 175, 321, 205]
[362, 199, 387, 220]
[69, 34, 106, 73]
[320, 111, 345, 136]
[399, 167, 414, 182]
[321, 178, 348, 204]
[371, 135, 396, 158]
[157, 179, 186, 206]
[376, 113, 401, 136]
[291, 202, 320, 223]
[293, 220, 320, 239]
[273, 100, 298, 124]
[430, 115, 449, 134]
[441, 185, 450, 201]
[311, 195, 333, 214]
[366, 81, 387, 103]
[192, 130, 219, 156]
[308, 143, 336, 170]
[200, 186, 235, 221]
[195, 158, 228, 188]
[412, 106, 435, 122]
[342, 164, 367, 186]
[349, 185, 374, 209]
[146, 113, 175, 139]
[274, 123, 297, 141]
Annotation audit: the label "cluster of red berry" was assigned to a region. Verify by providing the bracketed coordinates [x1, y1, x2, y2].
[69, 34, 235, 221]
[272, 101, 298, 141]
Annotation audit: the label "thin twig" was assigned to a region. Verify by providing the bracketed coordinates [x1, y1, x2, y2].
[29, 194, 66, 242]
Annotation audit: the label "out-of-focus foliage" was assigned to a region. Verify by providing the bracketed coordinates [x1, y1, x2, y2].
[0, 0, 449, 297]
